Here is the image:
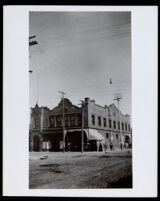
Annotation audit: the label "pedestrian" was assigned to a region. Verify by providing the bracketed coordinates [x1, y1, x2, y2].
[110, 143, 113, 150]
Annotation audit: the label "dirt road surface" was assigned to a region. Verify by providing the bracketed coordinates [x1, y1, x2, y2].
[29, 150, 132, 189]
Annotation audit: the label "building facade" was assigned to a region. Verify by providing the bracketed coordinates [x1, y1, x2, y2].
[29, 98, 132, 152]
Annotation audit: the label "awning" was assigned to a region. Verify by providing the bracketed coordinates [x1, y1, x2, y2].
[65, 129, 88, 133]
[88, 129, 105, 141]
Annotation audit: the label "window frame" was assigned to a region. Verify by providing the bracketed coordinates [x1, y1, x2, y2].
[109, 119, 112, 128]
[113, 120, 116, 129]
[98, 116, 101, 126]
[103, 118, 107, 127]
[35, 118, 40, 128]
[122, 122, 124, 130]
[92, 114, 95, 125]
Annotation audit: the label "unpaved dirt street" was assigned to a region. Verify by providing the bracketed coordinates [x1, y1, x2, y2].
[29, 150, 132, 189]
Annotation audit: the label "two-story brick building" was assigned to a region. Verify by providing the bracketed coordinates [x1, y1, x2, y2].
[29, 98, 132, 152]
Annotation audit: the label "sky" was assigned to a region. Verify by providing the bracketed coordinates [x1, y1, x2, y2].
[29, 12, 131, 115]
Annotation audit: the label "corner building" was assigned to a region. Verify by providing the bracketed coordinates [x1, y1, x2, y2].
[29, 98, 132, 152]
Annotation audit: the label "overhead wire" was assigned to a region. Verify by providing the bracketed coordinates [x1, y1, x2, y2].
[30, 16, 131, 104]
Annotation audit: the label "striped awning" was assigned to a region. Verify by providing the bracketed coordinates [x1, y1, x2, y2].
[88, 129, 105, 141]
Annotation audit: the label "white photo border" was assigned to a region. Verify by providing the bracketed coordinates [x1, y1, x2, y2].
[3, 6, 158, 197]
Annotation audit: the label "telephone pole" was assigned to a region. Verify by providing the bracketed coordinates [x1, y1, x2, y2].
[29, 35, 38, 58]
[113, 93, 123, 150]
[29, 35, 39, 104]
[78, 100, 84, 153]
[59, 91, 66, 153]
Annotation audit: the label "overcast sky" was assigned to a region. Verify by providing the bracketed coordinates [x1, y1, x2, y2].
[29, 12, 131, 115]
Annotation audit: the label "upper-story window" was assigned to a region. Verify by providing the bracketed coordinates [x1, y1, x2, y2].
[103, 118, 106, 127]
[106, 133, 109, 138]
[77, 114, 82, 126]
[56, 116, 62, 127]
[118, 121, 120, 130]
[125, 123, 127, 131]
[49, 116, 54, 127]
[65, 115, 69, 127]
[113, 121, 116, 129]
[113, 112, 115, 116]
[116, 134, 119, 139]
[122, 122, 124, 130]
[109, 119, 112, 128]
[128, 124, 130, 131]
[98, 117, 101, 126]
[92, 115, 95, 125]
[35, 118, 39, 128]
[70, 115, 75, 126]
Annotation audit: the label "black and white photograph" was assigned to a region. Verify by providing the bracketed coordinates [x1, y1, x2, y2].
[29, 11, 132, 189]
[3, 6, 157, 197]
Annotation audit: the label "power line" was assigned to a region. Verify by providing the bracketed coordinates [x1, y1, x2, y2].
[37, 31, 130, 51]
[32, 21, 130, 43]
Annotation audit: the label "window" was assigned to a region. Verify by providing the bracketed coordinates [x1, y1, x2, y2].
[118, 122, 120, 130]
[70, 115, 75, 126]
[35, 118, 39, 128]
[106, 133, 109, 138]
[56, 116, 61, 127]
[109, 119, 112, 128]
[103, 118, 106, 127]
[128, 124, 130, 131]
[49, 116, 54, 127]
[116, 134, 119, 139]
[98, 117, 101, 126]
[122, 123, 124, 130]
[92, 115, 95, 125]
[77, 114, 82, 126]
[113, 121, 116, 129]
[125, 123, 127, 131]
[65, 115, 69, 127]
[113, 112, 115, 116]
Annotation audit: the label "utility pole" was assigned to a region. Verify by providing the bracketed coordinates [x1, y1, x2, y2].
[29, 35, 39, 104]
[29, 36, 38, 46]
[79, 100, 84, 153]
[113, 93, 123, 151]
[29, 35, 38, 58]
[59, 91, 66, 153]
[37, 72, 39, 104]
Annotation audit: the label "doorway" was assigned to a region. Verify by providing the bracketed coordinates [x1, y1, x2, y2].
[33, 135, 40, 151]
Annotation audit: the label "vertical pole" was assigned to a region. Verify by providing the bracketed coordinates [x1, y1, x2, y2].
[81, 102, 84, 153]
[41, 107, 43, 132]
[59, 91, 66, 153]
[114, 94, 122, 151]
[62, 94, 65, 153]
[37, 72, 39, 104]
[118, 99, 123, 150]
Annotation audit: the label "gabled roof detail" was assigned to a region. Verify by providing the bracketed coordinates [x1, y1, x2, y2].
[49, 98, 81, 114]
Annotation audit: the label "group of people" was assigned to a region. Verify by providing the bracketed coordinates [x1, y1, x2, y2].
[98, 142, 114, 151]
[99, 142, 130, 152]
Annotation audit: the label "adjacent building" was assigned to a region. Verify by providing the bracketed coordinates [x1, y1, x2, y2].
[29, 97, 132, 152]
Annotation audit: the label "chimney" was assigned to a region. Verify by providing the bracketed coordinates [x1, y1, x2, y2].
[85, 97, 90, 103]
